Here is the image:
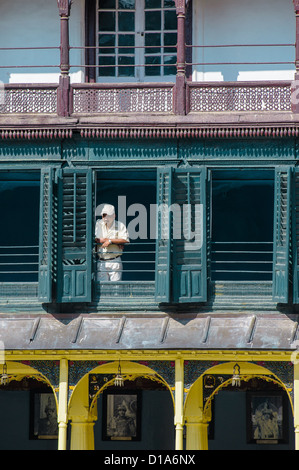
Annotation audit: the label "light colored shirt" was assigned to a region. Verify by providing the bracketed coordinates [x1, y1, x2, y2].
[95, 219, 129, 260]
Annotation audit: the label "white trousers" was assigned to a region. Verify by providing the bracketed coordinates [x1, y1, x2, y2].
[97, 257, 122, 281]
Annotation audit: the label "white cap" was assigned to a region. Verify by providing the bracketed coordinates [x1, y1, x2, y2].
[100, 203, 115, 216]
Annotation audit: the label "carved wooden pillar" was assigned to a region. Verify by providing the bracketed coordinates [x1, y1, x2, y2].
[57, 0, 72, 116]
[175, 0, 186, 115]
[292, 0, 299, 113]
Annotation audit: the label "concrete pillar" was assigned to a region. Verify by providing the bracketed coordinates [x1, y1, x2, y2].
[57, 358, 69, 450]
[185, 417, 209, 450]
[175, 358, 184, 450]
[70, 418, 96, 450]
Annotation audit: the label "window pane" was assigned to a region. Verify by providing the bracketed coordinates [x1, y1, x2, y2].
[145, 33, 161, 54]
[164, 0, 176, 8]
[119, 0, 135, 9]
[119, 56, 135, 76]
[164, 10, 177, 30]
[145, 0, 161, 8]
[98, 12, 116, 31]
[119, 34, 135, 54]
[145, 56, 161, 76]
[99, 0, 116, 8]
[98, 56, 116, 76]
[164, 33, 176, 53]
[118, 11, 135, 31]
[99, 34, 115, 53]
[164, 55, 176, 75]
[145, 11, 161, 31]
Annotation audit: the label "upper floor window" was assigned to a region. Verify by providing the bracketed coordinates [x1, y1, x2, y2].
[97, 0, 177, 81]
[96, 169, 156, 282]
[211, 170, 274, 282]
[0, 172, 40, 282]
[10, 164, 294, 307]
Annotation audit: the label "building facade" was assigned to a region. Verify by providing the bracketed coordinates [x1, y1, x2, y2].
[0, 0, 299, 450]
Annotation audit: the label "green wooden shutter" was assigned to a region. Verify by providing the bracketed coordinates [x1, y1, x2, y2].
[38, 167, 55, 302]
[155, 167, 173, 302]
[172, 168, 207, 303]
[56, 168, 93, 303]
[272, 167, 291, 303]
[293, 168, 299, 303]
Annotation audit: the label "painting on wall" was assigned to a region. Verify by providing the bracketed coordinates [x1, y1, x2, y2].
[102, 390, 141, 441]
[246, 391, 288, 444]
[30, 390, 58, 440]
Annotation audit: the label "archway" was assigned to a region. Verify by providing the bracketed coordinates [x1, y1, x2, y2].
[68, 361, 175, 450]
[0, 361, 58, 450]
[184, 361, 294, 450]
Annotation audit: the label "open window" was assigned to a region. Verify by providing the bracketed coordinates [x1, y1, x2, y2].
[211, 170, 275, 282]
[155, 166, 291, 306]
[95, 169, 157, 282]
[0, 172, 40, 283]
[37, 165, 296, 306]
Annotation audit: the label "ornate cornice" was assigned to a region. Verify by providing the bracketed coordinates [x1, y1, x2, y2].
[0, 128, 73, 140]
[78, 125, 299, 140]
[0, 125, 298, 141]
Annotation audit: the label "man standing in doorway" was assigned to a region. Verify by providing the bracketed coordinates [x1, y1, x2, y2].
[95, 203, 129, 281]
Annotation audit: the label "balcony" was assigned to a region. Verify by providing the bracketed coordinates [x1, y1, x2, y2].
[0, 42, 295, 122]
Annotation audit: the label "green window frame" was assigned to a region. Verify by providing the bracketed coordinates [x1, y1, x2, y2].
[37, 165, 298, 306]
[38, 168, 94, 303]
[155, 166, 208, 304]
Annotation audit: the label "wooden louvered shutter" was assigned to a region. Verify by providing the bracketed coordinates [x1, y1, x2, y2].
[293, 168, 299, 303]
[172, 168, 207, 303]
[272, 167, 291, 303]
[56, 168, 93, 303]
[38, 167, 55, 302]
[155, 167, 173, 303]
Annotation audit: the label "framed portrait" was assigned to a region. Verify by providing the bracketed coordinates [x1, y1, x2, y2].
[246, 391, 288, 444]
[30, 390, 58, 440]
[102, 390, 141, 441]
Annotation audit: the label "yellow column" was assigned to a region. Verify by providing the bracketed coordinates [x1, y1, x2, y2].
[70, 418, 95, 450]
[185, 417, 209, 450]
[294, 362, 299, 449]
[184, 376, 211, 450]
[57, 358, 69, 451]
[69, 375, 97, 450]
[175, 358, 184, 450]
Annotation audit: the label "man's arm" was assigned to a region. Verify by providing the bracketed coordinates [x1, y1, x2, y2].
[96, 238, 129, 248]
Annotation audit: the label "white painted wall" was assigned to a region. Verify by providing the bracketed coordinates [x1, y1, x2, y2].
[0, 0, 85, 84]
[0, 0, 295, 84]
[192, 0, 295, 81]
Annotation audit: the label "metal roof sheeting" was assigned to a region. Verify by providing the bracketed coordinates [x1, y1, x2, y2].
[0, 312, 298, 351]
